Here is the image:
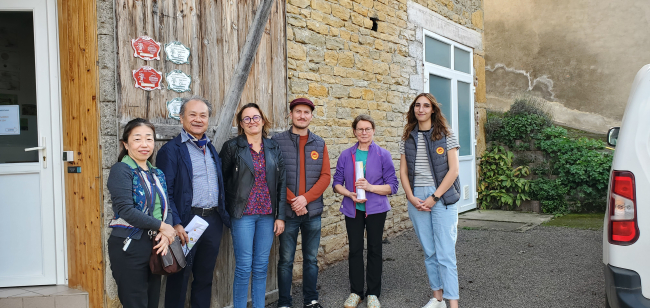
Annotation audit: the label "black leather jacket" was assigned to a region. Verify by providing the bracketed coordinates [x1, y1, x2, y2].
[220, 135, 287, 220]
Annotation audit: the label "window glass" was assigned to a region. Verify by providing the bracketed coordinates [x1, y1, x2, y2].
[457, 81, 471, 156]
[429, 74, 452, 127]
[454, 47, 471, 74]
[425, 36, 451, 68]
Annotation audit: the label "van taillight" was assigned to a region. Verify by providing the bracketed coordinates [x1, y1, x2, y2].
[608, 171, 639, 245]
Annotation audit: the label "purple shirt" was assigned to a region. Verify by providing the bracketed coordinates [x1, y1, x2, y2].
[243, 143, 273, 215]
[332, 141, 399, 218]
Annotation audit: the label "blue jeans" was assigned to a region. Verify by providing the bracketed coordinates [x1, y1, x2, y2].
[277, 215, 322, 307]
[407, 186, 459, 300]
[231, 214, 275, 308]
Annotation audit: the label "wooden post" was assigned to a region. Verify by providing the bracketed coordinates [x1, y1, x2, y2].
[212, 0, 276, 150]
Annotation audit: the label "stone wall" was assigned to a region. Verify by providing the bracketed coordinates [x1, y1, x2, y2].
[285, 0, 485, 278]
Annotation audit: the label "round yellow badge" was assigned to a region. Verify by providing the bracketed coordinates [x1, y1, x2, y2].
[311, 151, 319, 160]
[436, 147, 444, 155]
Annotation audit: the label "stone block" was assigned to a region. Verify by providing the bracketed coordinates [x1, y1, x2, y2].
[474, 54, 486, 103]
[97, 0, 114, 35]
[350, 33, 359, 43]
[332, 4, 350, 21]
[311, 0, 331, 14]
[377, 22, 399, 36]
[326, 37, 345, 50]
[307, 47, 325, 63]
[333, 66, 347, 77]
[100, 102, 117, 136]
[288, 41, 307, 60]
[322, 234, 347, 253]
[291, 79, 309, 94]
[350, 12, 366, 27]
[308, 83, 328, 97]
[287, 15, 307, 27]
[353, 3, 368, 16]
[307, 20, 330, 35]
[339, 0, 353, 9]
[324, 51, 339, 66]
[294, 28, 326, 47]
[472, 10, 484, 30]
[387, 91, 402, 104]
[331, 85, 349, 98]
[337, 52, 355, 68]
[355, 55, 374, 73]
[390, 63, 401, 77]
[370, 110, 386, 120]
[340, 29, 351, 41]
[300, 72, 321, 81]
[374, 62, 390, 76]
[101, 135, 118, 169]
[336, 107, 351, 119]
[355, 0, 374, 9]
[288, 0, 310, 8]
[348, 43, 369, 54]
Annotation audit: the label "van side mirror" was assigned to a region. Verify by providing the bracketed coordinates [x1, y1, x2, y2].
[607, 127, 619, 147]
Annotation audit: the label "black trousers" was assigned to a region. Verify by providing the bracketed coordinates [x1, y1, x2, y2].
[108, 234, 161, 308]
[165, 212, 224, 308]
[345, 209, 387, 299]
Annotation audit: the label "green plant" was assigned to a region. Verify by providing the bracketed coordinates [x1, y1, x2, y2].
[492, 113, 552, 146]
[508, 95, 552, 120]
[478, 146, 531, 209]
[530, 178, 570, 214]
[535, 127, 613, 212]
[485, 111, 504, 141]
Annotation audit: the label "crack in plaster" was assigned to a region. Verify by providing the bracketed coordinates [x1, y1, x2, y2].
[486, 64, 556, 100]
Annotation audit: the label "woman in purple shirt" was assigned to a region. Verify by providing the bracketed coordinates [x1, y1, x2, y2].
[332, 114, 399, 308]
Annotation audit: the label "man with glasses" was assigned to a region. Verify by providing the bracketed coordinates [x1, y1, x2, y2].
[272, 98, 331, 308]
[156, 96, 231, 308]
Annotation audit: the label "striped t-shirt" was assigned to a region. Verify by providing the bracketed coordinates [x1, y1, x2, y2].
[399, 129, 460, 187]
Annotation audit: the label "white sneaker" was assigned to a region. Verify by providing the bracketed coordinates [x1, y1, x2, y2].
[422, 298, 446, 308]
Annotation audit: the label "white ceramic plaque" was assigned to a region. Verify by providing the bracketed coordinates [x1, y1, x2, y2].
[166, 69, 192, 93]
[164, 41, 191, 65]
[166, 97, 183, 120]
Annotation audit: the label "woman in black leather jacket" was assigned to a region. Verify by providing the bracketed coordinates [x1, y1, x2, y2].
[220, 103, 286, 308]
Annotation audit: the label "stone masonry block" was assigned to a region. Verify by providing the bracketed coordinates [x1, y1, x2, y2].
[311, 0, 331, 14]
[374, 62, 390, 75]
[337, 52, 355, 68]
[101, 135, 118, 169]
[97, 0, 114, 35]
[333, 66, 347, 77]
[472, 10, 484, 30]
[307, 47, 325, 63]
[287, 41, 307, 60]
[308, 83, 328, 97]
[355, 55, 374, 73]
[287, 15, 307, 27]
[307, 20, 330, 35]
[339, 0, 353, 9]
[331, 85, 349, 98]
[288, 0, 310, 8]
[326, 37, 345, 50]
[100, 102, 117, 136]
[294, 28, 326, 47]
[291, 79, 309, 94]
[332, 4, 350, 21]
[324, 51, 339, 66]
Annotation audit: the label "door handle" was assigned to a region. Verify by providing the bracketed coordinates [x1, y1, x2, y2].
[24, 146, 45, 151]
[24, 137, 47, 169]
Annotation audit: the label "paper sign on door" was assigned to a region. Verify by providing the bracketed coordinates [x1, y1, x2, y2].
[0, 105, 19, 135]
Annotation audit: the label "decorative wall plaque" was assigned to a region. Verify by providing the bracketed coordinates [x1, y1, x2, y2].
[166, 70, 192, 93]
[132, 66, 162, 91]
[164, 41, 191, 65]
[131, 36, 161, 61]
[166, 97, 183, 120]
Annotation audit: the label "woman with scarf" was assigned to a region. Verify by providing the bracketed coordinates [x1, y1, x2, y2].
[106, 118, 176, 308]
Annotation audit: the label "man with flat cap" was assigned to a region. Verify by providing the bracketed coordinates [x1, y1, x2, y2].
[273, 98, 331, 308]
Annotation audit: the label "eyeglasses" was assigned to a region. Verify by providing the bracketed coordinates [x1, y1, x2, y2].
[355, 128, 373, 133]
[242, 115, 262, 124]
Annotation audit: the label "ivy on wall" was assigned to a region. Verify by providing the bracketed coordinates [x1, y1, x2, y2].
[481, 97, 613, 214]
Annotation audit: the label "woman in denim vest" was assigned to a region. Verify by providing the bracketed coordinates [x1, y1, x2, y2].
[333, 114, 399, 308]
[399, 93, 461, 308]
[106, 118, 176, 308]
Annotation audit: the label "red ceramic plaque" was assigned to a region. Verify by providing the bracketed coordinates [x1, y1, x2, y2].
[131, 36, 161, 60]
[132, 66, 162, 91]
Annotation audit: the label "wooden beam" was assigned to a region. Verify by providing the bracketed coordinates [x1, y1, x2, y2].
[57, 0, 104, 308]
[212, 0, 277, 150]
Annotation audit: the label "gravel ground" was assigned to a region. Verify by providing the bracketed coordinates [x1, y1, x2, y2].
[269, 226, 604, 308]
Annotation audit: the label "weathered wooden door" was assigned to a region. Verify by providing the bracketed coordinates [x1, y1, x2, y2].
[114, 0, 287, 307]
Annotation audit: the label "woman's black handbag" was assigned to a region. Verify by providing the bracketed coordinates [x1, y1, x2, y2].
[149, 235, 186, 275]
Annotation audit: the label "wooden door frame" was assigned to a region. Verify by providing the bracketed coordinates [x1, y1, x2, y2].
[58, 0, 104, 307]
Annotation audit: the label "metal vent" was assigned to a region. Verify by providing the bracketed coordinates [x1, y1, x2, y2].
[463, 185, 470, 200]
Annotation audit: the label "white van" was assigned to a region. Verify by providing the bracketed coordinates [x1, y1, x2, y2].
[603, 65, 650, 308]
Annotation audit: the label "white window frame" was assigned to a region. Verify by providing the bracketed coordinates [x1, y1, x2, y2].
[422, 30, 476, 162]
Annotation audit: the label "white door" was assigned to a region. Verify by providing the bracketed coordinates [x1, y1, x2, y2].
[0, 0, 64, 287]
[423, 31, 477, 213]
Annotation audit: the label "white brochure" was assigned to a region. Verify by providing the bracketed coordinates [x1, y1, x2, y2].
[182, 215, 209, 256]
[355, 161, 366, 200]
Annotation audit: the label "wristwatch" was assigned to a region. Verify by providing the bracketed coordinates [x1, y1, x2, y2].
[431, 193, 440, 202]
